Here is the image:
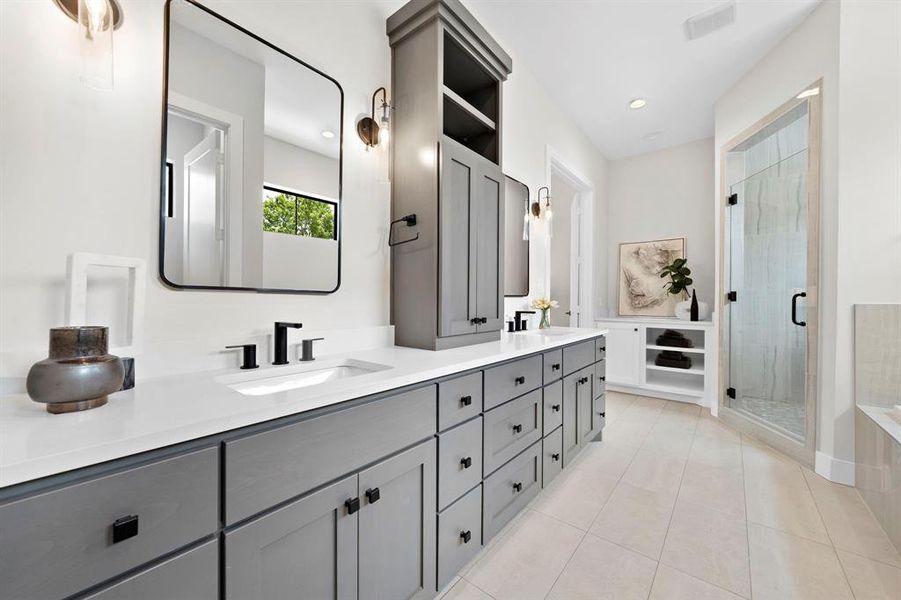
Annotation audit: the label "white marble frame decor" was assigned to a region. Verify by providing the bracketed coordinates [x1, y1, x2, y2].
[65, 253, 147, 356]
[617, 237, 685, 317]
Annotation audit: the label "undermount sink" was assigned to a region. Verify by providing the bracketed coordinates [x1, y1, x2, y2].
[219, 359, 391, 396]
[518, 329, 572, 337]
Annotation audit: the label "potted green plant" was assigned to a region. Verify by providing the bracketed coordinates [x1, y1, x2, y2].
[659, 258, 708, 321]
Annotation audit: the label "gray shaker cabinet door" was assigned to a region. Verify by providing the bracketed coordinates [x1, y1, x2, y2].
[439, 139, 478, 338]
[224, 474, 358, 600]
[561, 371, 580, 466]
[473, 161, 504, 333]
[577, 366, 595, 446]
[358, 439, 437, 600]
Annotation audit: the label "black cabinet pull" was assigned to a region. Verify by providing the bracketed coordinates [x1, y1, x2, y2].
[599, 412, 606, 417]
[365, 488, 381, 504]
[460, 395, 473, 407]
[460, 456, 473, 469]
[460, 530, 472, 544]
[345, 497, 360, 514]
[512, 423, 522, 434]
[111, 515, 139, 544]
[551, 363, 561, 371]
[514, 376, 526, 385]
[599, 346, 606, 352]
[551, 404, 561, 412]
[599, 376, 606, 382]
[470, 317, 480, 325]
[551, 453, 560, 462]
[512, 482, 523, 493]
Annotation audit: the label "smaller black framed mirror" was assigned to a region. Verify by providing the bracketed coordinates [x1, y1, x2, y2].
[160, 0, 344, 294]
[504, 175, 529, 297]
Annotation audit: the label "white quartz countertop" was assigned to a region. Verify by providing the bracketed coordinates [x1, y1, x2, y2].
[0, 327, 606, 488]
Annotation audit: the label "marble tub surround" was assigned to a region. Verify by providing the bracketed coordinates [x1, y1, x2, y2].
[0, 327, 605, 488]
[856, 407, 901, 555]
[438, 392, 901, 600]
[855, 304, 901, 409]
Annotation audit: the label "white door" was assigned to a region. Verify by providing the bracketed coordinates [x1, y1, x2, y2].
[569, 196, 583, 327]
[605, 324, 640, 385]
[183, 129, 225, 286]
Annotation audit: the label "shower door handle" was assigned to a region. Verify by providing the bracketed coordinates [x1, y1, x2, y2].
[791, 292, 807, 327]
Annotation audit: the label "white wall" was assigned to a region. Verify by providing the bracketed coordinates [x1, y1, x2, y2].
[833, 1, 901, 469]
[605, 138, 715, 314]
[0, 0, 609, 385]
[714, 0, 842, 474]
[498, 52, 609, 325]
[264, 135, 339, 200]
[0, 0, 392, 383]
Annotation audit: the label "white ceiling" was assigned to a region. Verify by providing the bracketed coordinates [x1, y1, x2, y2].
[380, 0, 819, 159]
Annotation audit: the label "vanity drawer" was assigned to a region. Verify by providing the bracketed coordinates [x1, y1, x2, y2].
[438, 372, 482, 431]
[542, 426, 564, 487]
[594, 360, 607, 398]
[563, 340, 595, 375]
[83, 541, 218, 599]
[437, 486, 482, 589]
[542, 380, 563, 434]
[438, 417, 483, 510]
[483, 355, 542, 410]
[542, 349, 563, 384]
[225, 385, 437, 524]
[595, 336, 607, 361]
[483, 388, 542, 475]
[482, 440, 542, 542]
[0, 447, 218, 600]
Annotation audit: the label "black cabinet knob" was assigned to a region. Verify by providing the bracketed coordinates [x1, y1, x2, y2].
[552, 363, 561, 371]
[551, 404, 561, 412]
[599, 347, 606, 352]
[512, 423, 522, 434]
[599, 376, 606, 382]
[345, 497, 360, 514]
[512, 482, 523, 493]
[365, 488, 381, 504]
[111, 515, 139, 544]
[460, 530, 472, 544]
[514, 376, 526, 385]
[461, 456, 473, 469]
[599, 412, 606, 417]
[551, 453, 560, 462]
[460, 395, 473, 407]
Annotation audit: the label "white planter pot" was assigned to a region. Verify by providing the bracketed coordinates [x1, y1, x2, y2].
[675, 299, 710, 321]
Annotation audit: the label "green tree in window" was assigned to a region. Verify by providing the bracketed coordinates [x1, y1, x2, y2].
[263, 192, 335, 240]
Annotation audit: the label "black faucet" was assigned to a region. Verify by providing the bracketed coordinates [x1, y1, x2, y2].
[514, 311, 535, 332]
[273, 322, 303, 365]
[300, 338, 324, 362]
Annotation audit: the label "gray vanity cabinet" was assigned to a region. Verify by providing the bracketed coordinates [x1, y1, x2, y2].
[439, 136, 504, 339]
[359, 439, 436, 600]
[224, 475, 359, 600]
[561, 371, 580, 466]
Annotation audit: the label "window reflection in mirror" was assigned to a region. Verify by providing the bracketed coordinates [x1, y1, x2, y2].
[161, 0, 342, 293]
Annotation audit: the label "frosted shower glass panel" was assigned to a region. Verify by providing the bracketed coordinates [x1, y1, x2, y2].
[728, 147, 809, 439]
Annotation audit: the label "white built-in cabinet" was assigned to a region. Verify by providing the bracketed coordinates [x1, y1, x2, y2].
[595, 318, 714, 406]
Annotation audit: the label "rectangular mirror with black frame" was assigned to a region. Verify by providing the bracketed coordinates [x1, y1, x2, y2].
[504, 175, 529, 297]
[160, 0, 343, 293]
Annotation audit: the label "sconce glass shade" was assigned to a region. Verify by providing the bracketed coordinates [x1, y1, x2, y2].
[78, 0, 115, 90]
[378, 102, 390, 146]
[522, 212, 530, 241]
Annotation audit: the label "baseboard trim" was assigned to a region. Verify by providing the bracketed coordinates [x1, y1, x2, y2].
[815, 451, 855, 486]
[606, 383, 710, 408]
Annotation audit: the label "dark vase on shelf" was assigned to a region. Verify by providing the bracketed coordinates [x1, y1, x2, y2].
[690, 290, 699, 322]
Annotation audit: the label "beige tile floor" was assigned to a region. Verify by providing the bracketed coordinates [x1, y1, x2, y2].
[438, 392, 901, 600]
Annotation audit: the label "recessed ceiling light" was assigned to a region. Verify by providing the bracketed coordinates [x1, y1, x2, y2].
[321, 130, 336, 139]
[796, 87, 820, 99]
[629, 98, 647, 110]
[643, 131, 663, 141]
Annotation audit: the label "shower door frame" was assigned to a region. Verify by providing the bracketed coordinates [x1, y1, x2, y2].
[718, 81, 822, 466]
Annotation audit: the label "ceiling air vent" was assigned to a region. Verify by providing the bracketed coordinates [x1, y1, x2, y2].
[684, 1, 736, 41]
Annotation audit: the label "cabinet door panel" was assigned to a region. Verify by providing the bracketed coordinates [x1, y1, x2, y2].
[439, 141, 478, 337]
[474, 163, 503, 333]
[224, 475, 358, 600]
[577, 366, 595, 446]
[605, 325, 640, 385]
[358, 439, 436, 600]
[561, 372, 580, 466]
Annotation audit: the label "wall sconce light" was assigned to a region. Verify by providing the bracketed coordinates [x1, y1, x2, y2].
[538, 186, 554, 238]
[53, 0, 123, 90]
[357, 87, 391, 149]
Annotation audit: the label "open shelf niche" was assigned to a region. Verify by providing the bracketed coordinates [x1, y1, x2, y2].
[442, 32, 499, 163]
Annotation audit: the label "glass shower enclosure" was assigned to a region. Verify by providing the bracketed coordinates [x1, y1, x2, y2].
[722, 89, 820, 462]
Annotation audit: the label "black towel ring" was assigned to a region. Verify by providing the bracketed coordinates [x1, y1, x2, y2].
[388, 214, 420, 247]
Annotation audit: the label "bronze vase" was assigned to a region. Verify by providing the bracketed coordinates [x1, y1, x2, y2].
[26, 326, 125, 414]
